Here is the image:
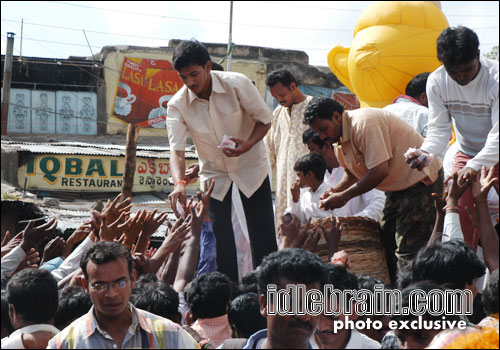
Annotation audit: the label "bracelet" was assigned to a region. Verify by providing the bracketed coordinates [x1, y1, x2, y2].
[186, 243, 200, 250]
[201, 343, 212, 349]
[174, 180, 187, 187]
[443, 204, 459, 211]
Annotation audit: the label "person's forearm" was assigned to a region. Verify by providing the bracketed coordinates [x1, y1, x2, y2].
[475, 199, 499, 271]
[161, 249, 180, 285]
[51, 236, 93, 282]
[170, 150, 186, 182]
[1, 246, 26, 280]
[421, 83, 453, 156]
[148, 240, 178, 276]
[173, 234, 201, 293]
[247, 122, 271, 148]
[342, 163, 389, 202]
[428, 212, 445, 246]
[328, 238, 339, 261]
[332, 170, 357, 193]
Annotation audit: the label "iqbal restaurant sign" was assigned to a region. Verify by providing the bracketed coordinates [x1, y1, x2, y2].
[18, 154, 198, 192]
[113, 57, 184, 128]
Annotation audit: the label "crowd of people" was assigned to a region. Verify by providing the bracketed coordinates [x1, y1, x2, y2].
[1, 25, 498, 349]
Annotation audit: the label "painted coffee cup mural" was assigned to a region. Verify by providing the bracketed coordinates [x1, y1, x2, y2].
[113, 57, 183, 127]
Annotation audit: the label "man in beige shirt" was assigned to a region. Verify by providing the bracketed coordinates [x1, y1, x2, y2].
[304, 96, 443, 283]
[166, 40, 277, 282]
[264, 69, 313, 227]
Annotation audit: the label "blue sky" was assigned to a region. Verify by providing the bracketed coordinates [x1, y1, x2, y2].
[1, 1, 498, 66]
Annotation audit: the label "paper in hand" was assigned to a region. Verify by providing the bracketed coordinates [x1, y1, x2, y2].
[218, 135, 237, 149]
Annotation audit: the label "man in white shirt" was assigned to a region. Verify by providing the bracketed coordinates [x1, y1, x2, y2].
[265, 69, 313, 227]
[167, 40, 277, 282]
[2, 269, 60, 349]
[384, 72, 430, 138]
[407, 26, 499, 251]
[302, 129, 385, 222]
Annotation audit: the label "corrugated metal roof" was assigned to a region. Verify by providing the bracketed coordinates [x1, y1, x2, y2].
[1, 140, 198, 159]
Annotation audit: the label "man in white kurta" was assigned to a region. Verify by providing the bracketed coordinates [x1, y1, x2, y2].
[264, 69, 313, 227]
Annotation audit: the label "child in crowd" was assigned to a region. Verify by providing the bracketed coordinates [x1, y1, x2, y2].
[286, 153, 331, 225]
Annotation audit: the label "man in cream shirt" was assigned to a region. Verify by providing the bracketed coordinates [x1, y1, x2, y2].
[167, 40, 277, 282]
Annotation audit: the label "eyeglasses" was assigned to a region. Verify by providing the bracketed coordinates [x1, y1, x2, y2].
[89, 279, 128, 292]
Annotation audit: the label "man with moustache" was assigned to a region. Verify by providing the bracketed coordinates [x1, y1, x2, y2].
[48, 242, 199, 349]
[265, 70, 313, 226]
[243, 248, 327, 349]
[303, 97, 443, 282]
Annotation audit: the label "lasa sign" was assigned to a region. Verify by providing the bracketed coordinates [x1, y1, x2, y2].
[18, 154, 197, 192]
[113, 57, 184, 129]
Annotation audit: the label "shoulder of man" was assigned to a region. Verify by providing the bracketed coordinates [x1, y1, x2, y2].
[427, 65, 447, 86]
[168, 84, 190, 108]
[212, 71, 260, 92]
[480, 56, 499, 83]
[46, 312, 90, 349]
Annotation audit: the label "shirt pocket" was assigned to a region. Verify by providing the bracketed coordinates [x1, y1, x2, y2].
[218, 110, 243, 136]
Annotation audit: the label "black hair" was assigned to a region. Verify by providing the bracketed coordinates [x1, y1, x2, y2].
[173, 40, 211, 71]
[357, 275, 391, 318]
[391, 281, 462, 323]
[237, 271, 259, 296]
[324, 264, 358, 308]
[302, 128, 325, 150]
[1, 292, 14, 336]
[55, 285, 92, 330]
[257, 248, 328, 295]
[185, 271, 232, 321]
[396, 263, 414, 290]
[326, 264, 358, 291]
[303, 96, 344, 125]
[135, 273, 158, 286]
[483, 269, 499, 316]
[436, 26, 480, 67]
[80, 241, 133, 281]
[211, 61, 224, 71]
[405, 73, 430, 99]
[131, 281, 180, 323]
[265, 69, 298, 88]
[411, 240, 485, 290]
[293, 153, 326, 181]
[6, 268, 58, 324]
[228, 292, 267, 338]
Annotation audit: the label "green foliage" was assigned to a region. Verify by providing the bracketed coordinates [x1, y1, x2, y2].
[484, 46, 499, 61]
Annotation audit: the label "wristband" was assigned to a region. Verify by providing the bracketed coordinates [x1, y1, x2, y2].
[443, 204, 459, 211]
[174, 180, 187, 187]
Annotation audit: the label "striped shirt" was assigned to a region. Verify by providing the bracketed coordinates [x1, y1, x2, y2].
[422, 56, 499, 170]
[47, 303, 200, 349]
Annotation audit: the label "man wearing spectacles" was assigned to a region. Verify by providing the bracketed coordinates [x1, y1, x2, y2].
[48, 242, 199, 349]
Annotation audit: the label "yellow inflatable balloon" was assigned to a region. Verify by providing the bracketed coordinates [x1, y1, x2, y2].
[328, 1, 449, 108]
